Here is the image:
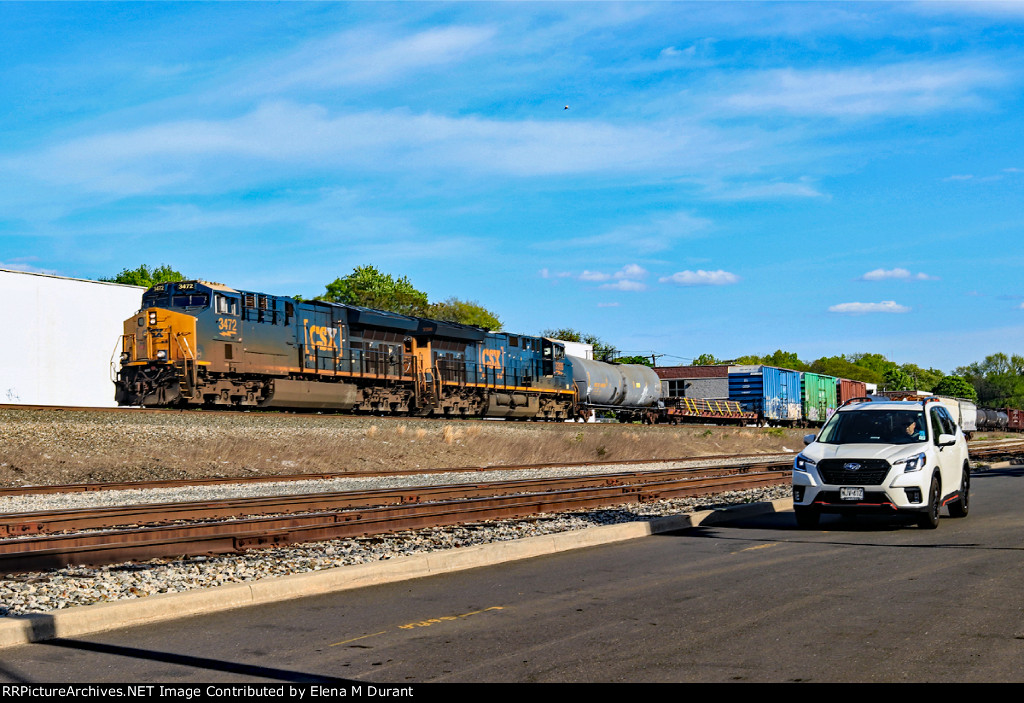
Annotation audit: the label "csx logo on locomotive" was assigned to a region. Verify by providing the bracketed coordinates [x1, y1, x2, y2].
[305, 323, 340, 350]
[480, 348, 504, 371]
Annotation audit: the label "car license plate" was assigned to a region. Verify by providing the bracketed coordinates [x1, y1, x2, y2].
[840, 487, 864, 501]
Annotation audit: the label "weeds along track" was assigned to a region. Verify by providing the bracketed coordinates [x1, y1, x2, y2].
[0, 462, 790, 575]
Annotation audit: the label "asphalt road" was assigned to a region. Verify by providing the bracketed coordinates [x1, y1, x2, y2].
[3, 464, 1024, 683]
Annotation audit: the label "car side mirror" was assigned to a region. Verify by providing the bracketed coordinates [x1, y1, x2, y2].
[938, 433, 956, 447]
[803, 433, 817, 446]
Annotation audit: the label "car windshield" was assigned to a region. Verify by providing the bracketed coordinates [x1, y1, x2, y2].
[817, 408, 927, 444]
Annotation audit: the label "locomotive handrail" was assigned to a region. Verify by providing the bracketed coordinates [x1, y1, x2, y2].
[173, 332, 198, 394]
[109, 337, 128, 382]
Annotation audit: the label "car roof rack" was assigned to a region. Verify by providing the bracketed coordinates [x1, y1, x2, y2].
[839, 396, 873, 408]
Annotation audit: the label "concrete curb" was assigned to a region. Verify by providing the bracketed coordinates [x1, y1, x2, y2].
[0, 497, 793, 649]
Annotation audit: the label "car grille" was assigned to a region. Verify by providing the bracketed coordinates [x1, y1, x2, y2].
[817, 458, 891, 486]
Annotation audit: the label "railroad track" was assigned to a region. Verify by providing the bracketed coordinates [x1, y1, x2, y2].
[1, 440, 1018, 577]
[0, 464, 790, 575]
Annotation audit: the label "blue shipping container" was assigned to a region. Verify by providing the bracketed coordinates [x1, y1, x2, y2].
[729, 365, 803, 423]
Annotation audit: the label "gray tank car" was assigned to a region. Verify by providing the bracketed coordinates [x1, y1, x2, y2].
[566, 355, 662, 421]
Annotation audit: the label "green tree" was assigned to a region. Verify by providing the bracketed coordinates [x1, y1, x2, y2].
[100, 264, 185, 288]
[900, 363, 944, 392]
[883, 367, 915, 391]
[732, 354, 763, 365]
[427, 298, 502, 331]
[848, 353, 897, 378]
[317, 265, 429, 316]
[956, 353, 1024, 408]
[691, 353, 723, 366]
[808, 356, 883, 384]
[931, 375, 978, 401]
[730, 350, 807, 370]
[762, 350, 807, 371]
[611, 355, 653, 366]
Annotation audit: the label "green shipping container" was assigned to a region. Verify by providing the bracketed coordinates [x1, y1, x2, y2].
[801, 372, 838, 425]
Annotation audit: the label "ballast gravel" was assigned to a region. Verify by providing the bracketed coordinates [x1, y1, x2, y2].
[0, 463, 792, 617]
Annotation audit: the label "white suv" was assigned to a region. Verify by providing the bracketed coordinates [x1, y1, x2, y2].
[792, 397, 970, 529]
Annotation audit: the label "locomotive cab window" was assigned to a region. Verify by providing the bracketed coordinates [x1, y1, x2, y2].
[215, 295, 239, 315]
[172, 294, 209, 308]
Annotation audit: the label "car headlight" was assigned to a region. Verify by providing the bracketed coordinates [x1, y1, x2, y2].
[795, 454, 816, 471]
[893, 452, 927, 473]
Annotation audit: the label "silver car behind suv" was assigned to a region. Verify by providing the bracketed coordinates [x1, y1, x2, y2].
[792, 397, 970, 529]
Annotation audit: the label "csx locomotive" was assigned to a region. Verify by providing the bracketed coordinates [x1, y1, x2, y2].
[114, 280, 662, 421]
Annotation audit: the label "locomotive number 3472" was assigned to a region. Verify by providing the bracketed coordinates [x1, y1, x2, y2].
[217, 318, 238, 337]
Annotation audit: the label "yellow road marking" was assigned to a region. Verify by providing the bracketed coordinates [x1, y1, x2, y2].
[329, 631, 388, 647]
[329, 607, 504, 647]
[733, 543, 778, 554]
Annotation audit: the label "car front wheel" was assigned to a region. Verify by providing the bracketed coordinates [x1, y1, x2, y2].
[917, 474, 941, 529]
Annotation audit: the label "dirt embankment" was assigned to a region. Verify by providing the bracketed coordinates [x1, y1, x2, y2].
[0, 408, 809, 487]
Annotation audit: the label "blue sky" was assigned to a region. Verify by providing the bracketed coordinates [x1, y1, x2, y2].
[2, 2, 1023, 373]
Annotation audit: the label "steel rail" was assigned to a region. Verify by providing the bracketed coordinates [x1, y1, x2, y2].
[0, 470, 789, 575]
[0, 460, 791, 538]
[0, 452, 793, 497]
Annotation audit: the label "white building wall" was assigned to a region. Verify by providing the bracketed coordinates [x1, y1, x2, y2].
[0, 270, 144, 407]
[553, 340, 594, 360]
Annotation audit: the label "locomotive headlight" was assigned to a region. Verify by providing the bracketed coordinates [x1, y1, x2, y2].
[148, 311, 158, 325]
[120, 352, 130, 363]
[794, 454, 816, 472]
[894, 452, 927, 473]
[155, 350, 168, 361]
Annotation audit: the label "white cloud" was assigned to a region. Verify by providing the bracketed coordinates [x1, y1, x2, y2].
[828, 301, 911, 314]
[3, 103, 743, 199]
[556, 212, 712, 253]
[0, 261, 58, 275]
[597, 302, 620, 308]
[659, 269, 739, 286]
[860, 268, 938, 281]
[600, 279, 646, 292]
[722, 61, 1006, 118]
[577, 264, 647, 286]
[616, 263, 647, 279]
[705, 179, 826, 200]
[249, 26, 498, 93]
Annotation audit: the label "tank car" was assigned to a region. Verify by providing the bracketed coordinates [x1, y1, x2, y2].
[566, 355, 662, 422]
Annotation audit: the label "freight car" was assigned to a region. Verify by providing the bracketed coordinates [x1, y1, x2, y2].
[115, 280, 582, 420]
[654, 365, 867, 428]
[976, 407, 1024, 433]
